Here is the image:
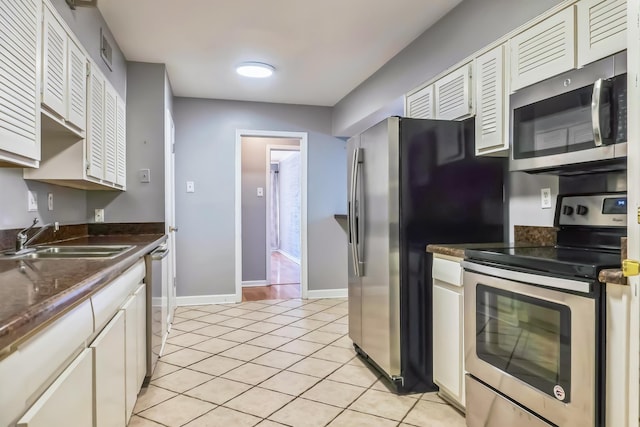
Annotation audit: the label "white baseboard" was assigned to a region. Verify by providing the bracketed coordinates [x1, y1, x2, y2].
[306, 288, 348, 299]
[276, 249, 301, 264]
[176, 294, 237, 306]
[242, 280, 268, 287]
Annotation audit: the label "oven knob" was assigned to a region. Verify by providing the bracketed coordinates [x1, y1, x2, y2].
[576, 205, 589, 216]
[562, 206, 574, 215]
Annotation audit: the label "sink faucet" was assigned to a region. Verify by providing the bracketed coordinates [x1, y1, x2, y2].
[15, 218, 55, 254]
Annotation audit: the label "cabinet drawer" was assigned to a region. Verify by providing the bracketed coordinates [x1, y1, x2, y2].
[91, 260, 145, 330]
[432, 257, 463, 287]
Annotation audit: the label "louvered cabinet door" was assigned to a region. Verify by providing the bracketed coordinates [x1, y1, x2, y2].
[0, 0, 41, 164]
[511, 6, 576, 92]
[475, 45, 508, 155]
[434, 64, 473, 120]
[577, 0, 626, 68]
[67, 39, 87, 131]
[87, 65, 105, 180]
[116, 96, 126, 187]
[42, 4, 67, 119]
[103, 84, 117, 183]
[406, 85, 434, 118]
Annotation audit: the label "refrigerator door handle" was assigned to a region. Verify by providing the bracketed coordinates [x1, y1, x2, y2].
[355, 149, 365, 275]
[349, 147, 360, 276]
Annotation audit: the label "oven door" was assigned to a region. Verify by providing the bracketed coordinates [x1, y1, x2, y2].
[463, 262, 597, 427]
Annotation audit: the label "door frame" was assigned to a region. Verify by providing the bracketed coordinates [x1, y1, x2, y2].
[164, 109, 177, 323]
[235, 129, 309, 302]
[265, 144, 301, 286]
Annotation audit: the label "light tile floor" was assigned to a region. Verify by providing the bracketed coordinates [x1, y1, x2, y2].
[129, 298, 466, 427]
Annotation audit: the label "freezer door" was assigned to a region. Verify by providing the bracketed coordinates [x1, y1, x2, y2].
[347, 135, 362, 348]
[360, 118, 402, 378]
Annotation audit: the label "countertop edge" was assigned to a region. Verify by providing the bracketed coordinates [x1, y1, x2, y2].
[598, 268, 627, 286]
[0, 234, 167, 355]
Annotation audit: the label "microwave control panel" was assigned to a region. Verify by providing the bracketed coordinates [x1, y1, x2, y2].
[557, 193, 626, 227]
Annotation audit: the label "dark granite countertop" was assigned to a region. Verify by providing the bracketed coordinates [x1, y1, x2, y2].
[599, 269, 625, 285]
[427, 243, 509, 259]
[0, 234, 166, 357]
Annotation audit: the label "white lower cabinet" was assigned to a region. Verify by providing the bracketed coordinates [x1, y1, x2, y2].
[91, 310, 126, 427]
[122, 295, 138, 421]
[16, 349, 93, 427]
[135, 284, 147, 389]
[432, 255, 465, 409]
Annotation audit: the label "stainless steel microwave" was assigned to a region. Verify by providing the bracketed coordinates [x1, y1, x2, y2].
[510, 52, 627, 174]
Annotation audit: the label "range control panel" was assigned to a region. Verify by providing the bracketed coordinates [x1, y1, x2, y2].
[557, 193, 627, 227]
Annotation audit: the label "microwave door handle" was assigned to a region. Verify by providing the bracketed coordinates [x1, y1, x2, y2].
[592, 78, 604, 147]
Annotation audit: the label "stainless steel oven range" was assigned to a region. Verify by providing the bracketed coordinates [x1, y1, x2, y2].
[462, 192, 626, 427]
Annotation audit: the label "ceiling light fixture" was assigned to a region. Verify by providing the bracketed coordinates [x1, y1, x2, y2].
[236, 62, 275, 78]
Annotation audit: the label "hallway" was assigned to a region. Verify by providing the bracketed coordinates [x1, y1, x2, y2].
[243, 252, 301, 301]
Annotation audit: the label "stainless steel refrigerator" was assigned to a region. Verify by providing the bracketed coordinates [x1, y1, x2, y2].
[347, 117, 505, 393]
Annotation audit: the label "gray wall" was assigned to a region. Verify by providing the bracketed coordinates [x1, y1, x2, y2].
[0, 0, 126, 231]
[174, 98, 348, 297]
[241, 137, 299, 282]
[50, 0, 127, 99]
[278, 152, 301, 261]
[87, 62, 168, 223]
[332, 0, 563, 136]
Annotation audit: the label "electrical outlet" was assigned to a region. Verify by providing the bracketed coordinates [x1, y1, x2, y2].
[47, 193, 54, 211]
[257, 187, 264, 197]
[95, 208, 105, 223]
[27, 191, 38, 212]
[186, 181, 195, 193]
[541, 188, 552, 209]
[139, 169, 151, 183]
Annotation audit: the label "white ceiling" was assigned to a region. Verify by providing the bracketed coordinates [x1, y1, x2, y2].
[98, 0, 463, 106]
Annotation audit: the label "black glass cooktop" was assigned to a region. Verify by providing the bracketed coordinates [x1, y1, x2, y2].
[465, 246, 622, 279]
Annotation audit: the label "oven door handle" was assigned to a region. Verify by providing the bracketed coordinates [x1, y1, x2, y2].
[461, 261, 592, 294]
[591, 77, 613, 147]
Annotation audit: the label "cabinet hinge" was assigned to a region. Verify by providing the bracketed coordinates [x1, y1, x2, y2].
[172, 142, 175, 154]
[623, 259, 640, 277]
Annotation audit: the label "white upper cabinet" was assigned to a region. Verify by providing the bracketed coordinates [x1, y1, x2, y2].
[67, 39, 87, 130]
[475, 44, 509, 155]
[0, 0, 41, 167]
[87, 63, 105, 180]
[116, 96, 127, 187]
[434, 63, 473, 120]
[510, 6, 576, 92]
[577, 0, 626, 68]
[406, 85, 434, 119]
[42, 4, 67, 119]
[103, 83, 118, 184]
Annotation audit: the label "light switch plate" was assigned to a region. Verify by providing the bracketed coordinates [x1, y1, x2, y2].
[95, 208, 104, 223]
[27, 191, 38, 212]
[186, 181, 195, 193]
[139, 169, 150, 183]
[47, 193, 53, 211]
[257, 187, 264, 197]
[541, 188, 552, 209]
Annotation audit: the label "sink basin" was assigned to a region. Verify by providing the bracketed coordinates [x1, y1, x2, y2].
[1, 245, 134, 260]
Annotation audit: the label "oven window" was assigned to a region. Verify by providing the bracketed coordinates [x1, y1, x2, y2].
[512, 83, 607, 159]
[476, 284, 571, 401]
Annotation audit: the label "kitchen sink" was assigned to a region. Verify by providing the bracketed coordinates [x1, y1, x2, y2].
[0, 245, 134, 260]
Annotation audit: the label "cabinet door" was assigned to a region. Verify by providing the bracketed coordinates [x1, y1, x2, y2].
[0, 0, 41, 163]
[17, 349, 93, 427]
[116, 96, 126, 187]
[406, 85, 434, 119]
[103, 84, 118, 183]
[41, 4, 67, 119]
[433, 282, 463, 404]
[475, 45, 508, 155]
[91, 310, 126, 427]
[122, 296, 137, 422]
[434, 64, 472, 120]
[87, 64, 105, 180]
[67, 39, 87, 130]
[135, 284, 147, 388]
[511, 6, 576, 91]
[577, 0, 626, 68]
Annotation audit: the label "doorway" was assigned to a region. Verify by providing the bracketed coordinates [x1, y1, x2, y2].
[235, 130, 308, 302]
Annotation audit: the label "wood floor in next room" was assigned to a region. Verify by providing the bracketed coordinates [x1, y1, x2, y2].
[129, 298, 465, 427]
[243, 252, 302, 301]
